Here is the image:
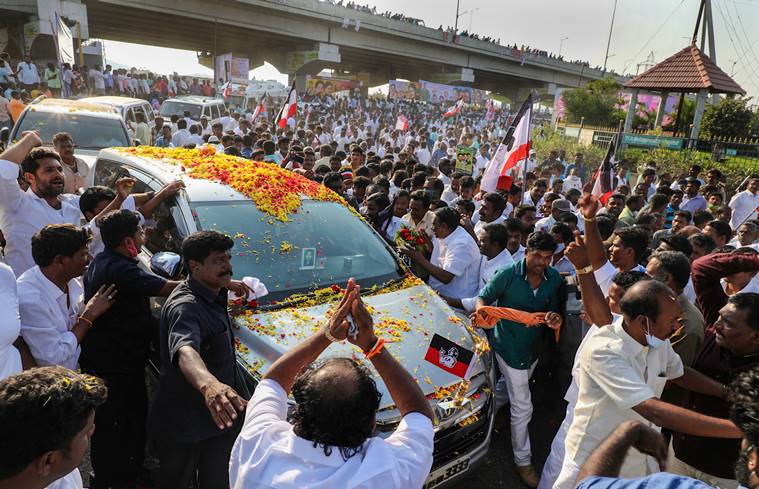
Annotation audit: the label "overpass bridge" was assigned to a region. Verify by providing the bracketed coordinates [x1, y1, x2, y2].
[5, 0, 620, 100]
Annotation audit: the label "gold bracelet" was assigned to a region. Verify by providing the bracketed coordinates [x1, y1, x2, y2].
[78, 315, 93, 327]
[577, 265, 594, 275]
[583, 217, 596, 222]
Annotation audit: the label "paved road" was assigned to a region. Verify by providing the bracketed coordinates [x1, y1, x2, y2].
[454, 379, 567, 489]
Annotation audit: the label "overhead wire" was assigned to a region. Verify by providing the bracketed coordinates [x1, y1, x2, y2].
[713, 0, 759, 91]
[621, 0, 688, 74]
[724, 0, 759, 81]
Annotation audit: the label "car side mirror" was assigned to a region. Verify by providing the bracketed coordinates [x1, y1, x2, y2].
[0, 127, 9, 145]
[149, 251, 182, 279]
[133, 138, 142, 146]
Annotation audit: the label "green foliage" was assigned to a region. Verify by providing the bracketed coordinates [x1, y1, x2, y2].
[619, 147, 759, 191]
[663, 98, 695, 133]
[531, 127, 608, 166]
[561, 77, 625, 127]
[700, 97, 754, 139]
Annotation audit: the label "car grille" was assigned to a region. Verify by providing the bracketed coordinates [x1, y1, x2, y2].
[431, 397, 491, 468]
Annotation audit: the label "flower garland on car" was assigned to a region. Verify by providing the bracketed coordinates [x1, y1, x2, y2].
[116, 146, 345, 221]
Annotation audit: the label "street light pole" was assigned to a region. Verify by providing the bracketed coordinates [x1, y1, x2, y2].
[559, 37, 568, 57]
[468, 8, 479, 32]
[602, 0, 619, 75]
[454, 0, 461, 32]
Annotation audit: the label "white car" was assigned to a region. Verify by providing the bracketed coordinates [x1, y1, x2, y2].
[80, 96, 156, 140]
[159, 95, 227, 126]
[5, 98, 131, 171]
[90, 146, 496, 489]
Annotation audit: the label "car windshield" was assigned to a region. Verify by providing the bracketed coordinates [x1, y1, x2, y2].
[191, 200, 403, 305]
[15, 111, 129, 148]
[160, 101, 202, 120]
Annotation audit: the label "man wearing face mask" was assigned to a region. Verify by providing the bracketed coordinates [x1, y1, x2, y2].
[572, 366, 759, 489]
[79, 209, 181, 489]
[553, 280, 742, 489]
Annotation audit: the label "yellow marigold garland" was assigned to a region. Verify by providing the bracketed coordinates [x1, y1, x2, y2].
[116, 146, 346, 221]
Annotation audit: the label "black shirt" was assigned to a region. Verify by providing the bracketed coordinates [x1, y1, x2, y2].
[80, 250, 167, 374]
[672, 331, 759, 478]
[148, 278, 241, 444]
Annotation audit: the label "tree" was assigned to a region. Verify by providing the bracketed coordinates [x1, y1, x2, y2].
[700, 97, 754, 139]
[663, 97, 695, 135]
[561, 77, 624, 127]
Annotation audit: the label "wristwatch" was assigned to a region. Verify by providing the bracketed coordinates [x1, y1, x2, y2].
[577, 264, 594, 275]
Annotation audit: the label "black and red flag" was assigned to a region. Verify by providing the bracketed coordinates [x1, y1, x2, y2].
[591, 140, 616, 205]
[424, 334, 477, 379]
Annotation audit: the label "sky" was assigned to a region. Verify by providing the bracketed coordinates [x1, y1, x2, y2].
[102, 0, 759, 98]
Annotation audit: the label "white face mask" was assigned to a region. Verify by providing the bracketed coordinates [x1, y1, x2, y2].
[644, 317, 666, 349]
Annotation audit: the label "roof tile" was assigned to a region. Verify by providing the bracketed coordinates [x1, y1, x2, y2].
[623, 44, 745, 94]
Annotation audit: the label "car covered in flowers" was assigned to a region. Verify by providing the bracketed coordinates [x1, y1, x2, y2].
[90, 146, 495, 488]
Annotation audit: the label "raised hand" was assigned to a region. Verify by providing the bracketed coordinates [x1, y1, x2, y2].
[114, 177, 137, 200]
[324, 278, 358, 342]
[565, 231, 591, 269]
[349, 294, 377, 352]
[577, 194, 600, 219]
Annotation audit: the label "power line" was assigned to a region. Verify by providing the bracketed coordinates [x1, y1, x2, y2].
[621, 0, 687, 74]
[717, 0, 759, 86]
[725, 0, 759, 80]
[713, 0, 759, 91]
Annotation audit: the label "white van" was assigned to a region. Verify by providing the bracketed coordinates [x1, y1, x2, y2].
[80, 96, 156, 137]
[159, 95, 227, 126]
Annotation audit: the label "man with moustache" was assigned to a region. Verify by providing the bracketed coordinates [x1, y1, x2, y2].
[0, 131, 122, 276]
[149, 231, 251, 489]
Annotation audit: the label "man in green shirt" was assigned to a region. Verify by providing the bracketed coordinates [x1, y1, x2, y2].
[476, 231, 565, 488]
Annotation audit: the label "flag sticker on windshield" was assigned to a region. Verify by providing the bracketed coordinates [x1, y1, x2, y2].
[424, 334, 476, 379]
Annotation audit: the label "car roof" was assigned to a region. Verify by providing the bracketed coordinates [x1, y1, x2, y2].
[27, 98, 122, 118]
[80, 96, 148, 108]
[164, 96, 224, 106]
[98, 148, 249, 202]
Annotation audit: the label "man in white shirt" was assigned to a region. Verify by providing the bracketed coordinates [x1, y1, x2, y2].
[538, 237, 648, 489]
[52, 132, 90, 194]
[474, 191, 507, 237]
[415, 141, 431, 166]
[171, 119, 191, 148]
[89, 65, 106, 95]
[16, 55, 40, 89]
[401, 190, 435, 239]
[554, 280, 741, 489]
[522, 179, 548, 218]
[729, 177, 759, 230]
[229, 280, 435, 489]
[0, 366, 107, 489]
[0, 133, 118, 276]
[535, 198, 571, 232]
[445, 222, 514, 312]
[17, 224, 115, 370]
[399, 207, 480, 299]
[506, 217, 527, 262]
[679, 178, 708, 215]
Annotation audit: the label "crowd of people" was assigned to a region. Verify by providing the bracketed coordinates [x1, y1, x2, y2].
[0, 57, 758, 489]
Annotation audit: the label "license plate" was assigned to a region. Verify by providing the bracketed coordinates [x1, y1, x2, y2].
[424, 455, 471, 489]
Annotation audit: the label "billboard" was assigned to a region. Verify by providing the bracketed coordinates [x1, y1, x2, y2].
[215, 53, 250, 83]
[306, 76, 362, 96]
[388, 79, 488, 105]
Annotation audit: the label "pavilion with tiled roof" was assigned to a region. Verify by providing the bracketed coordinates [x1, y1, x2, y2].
[622, 43, 745, 139]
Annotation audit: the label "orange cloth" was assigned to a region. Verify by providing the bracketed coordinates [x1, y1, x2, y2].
[9, 99, 25, 124]
[474, 306, 561, 342]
